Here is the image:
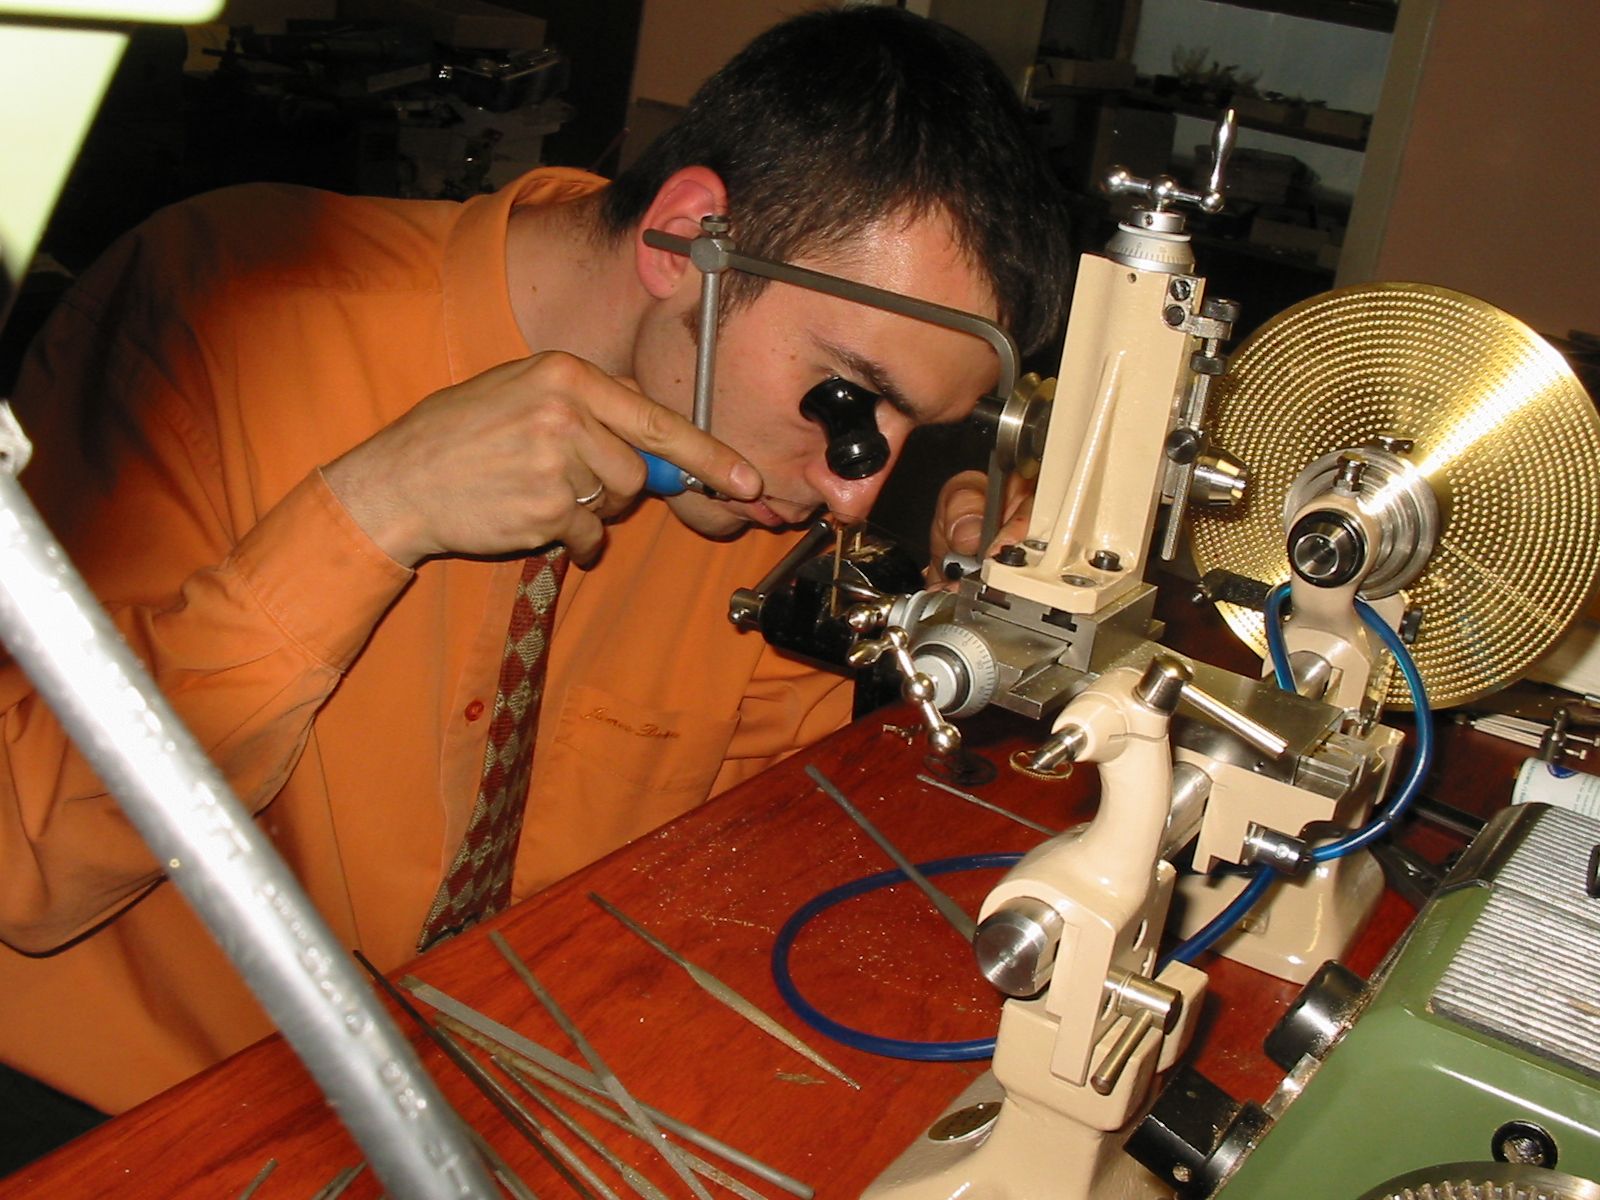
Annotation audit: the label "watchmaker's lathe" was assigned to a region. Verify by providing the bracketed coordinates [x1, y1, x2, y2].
[726, 110, 1600, 1199]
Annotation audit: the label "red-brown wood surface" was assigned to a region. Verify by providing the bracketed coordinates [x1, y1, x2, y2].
[0, 696, 1533, 1200]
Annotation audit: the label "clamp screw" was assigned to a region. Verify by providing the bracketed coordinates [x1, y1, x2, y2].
[1166, 427, 1203, 464]
[994, 544, 1028, 567]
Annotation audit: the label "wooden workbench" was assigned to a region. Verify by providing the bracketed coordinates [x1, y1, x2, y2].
[0, 683, 1521, 1199]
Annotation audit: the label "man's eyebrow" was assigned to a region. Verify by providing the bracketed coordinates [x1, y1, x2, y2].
[816, 340, 926, 422]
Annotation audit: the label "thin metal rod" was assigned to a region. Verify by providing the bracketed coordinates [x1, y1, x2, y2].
[490, 1050, 773, 1200]
[309, 1164, 366, 1200]
[804, 765, 977, 942]
[587, 893, 858, 1088]
[467, 1128, 542, 1200]
[0, 468, 494, 1200]
[492, 1057, 672, 1200]
[235, 1158, 277, 1200]
[693, 266, 720, 434]
[403, 978, 811, 1200]
[443, 1031, 620, 1200]
[355, 951, 596, 1200]
[914, 773, 1061, 836]
[1179, 683, 1291, 759]
[488, 933, 713, 1200]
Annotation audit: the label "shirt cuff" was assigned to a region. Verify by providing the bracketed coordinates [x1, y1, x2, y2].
[224, 470, 415, 671]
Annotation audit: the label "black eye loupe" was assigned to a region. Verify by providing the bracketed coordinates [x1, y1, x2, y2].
[799, 377, 890, 481]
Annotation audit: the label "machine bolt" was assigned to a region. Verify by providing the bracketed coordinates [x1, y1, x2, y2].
[1026, 723, 1088, 775]
[1166, 427, 1203, 464]
[1090, 549, 1123, 572]
[1334, 454, 1369, 493]
[994, 544, 1028, 567]
[1493, 1120, 1558, 1168]
[1164, 304, 1188, 328]
[1169, 277, 1194, 301]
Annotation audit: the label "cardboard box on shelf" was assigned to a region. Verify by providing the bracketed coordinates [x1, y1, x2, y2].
[1231, 95, 1297, 127]
[1198, 146, 1310, 206]
[1035, 56, 1136, 92]
[1302, 105, 1370, 141]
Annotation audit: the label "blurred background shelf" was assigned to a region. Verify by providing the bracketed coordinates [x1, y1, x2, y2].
[1207, 0, 1396, 34]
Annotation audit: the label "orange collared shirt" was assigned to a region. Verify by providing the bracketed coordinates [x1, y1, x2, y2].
[0, 168, 852, 1113]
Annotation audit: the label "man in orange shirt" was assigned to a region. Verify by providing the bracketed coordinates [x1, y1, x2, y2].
[0, 4, 1072, 1154]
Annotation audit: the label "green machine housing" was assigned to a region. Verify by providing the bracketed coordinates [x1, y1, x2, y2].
[1133, 801, 1600, 1198]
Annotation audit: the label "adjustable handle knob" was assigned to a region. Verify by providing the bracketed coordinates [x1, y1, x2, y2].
[1104, 109, 1236, 216]
[975, 897, 1063, 997]
[847, 627, 962, 755]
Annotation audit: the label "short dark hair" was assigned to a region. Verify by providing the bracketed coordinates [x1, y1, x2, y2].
[598, 6, 1072, 357]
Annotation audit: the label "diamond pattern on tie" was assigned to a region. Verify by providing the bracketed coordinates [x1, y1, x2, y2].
[418, 547, 567, 951]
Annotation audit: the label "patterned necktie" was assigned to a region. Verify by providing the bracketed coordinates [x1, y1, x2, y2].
[418, 547, 567, 951]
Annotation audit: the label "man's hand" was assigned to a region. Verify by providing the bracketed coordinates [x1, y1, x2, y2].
[926, 469, 1033, 586]
[323, 352, 763, 567]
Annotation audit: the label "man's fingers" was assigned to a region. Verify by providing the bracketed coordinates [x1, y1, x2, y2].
[589, 379, 763, 501]
[946, 512, 985, 556]
[932, 469, 989, 557]
[563, 508, 606, 567]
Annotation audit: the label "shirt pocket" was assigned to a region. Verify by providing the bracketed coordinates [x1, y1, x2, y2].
[551, 683, 738, 792]
[518, 683, 742, 893]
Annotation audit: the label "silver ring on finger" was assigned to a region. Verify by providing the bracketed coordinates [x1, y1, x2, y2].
[574, 481, 605, 510]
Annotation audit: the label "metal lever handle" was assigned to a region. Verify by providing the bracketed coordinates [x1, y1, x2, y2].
[1135, 656, 1289, 759]
[847, 627, 962, 755]
[1206, 107, 1236, 201]
[1103, 109, 1236, 215]
[1091, 1009, 1157, 1095]
[1090, 971, 1183, 1095]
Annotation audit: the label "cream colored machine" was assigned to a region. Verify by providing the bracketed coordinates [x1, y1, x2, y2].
[747, 111, 1600, 1199]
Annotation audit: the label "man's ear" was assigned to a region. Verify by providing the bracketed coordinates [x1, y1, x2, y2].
[634, 166, 730, 300]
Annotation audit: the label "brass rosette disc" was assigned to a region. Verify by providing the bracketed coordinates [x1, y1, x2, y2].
[1187, 282, 1600, 710]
